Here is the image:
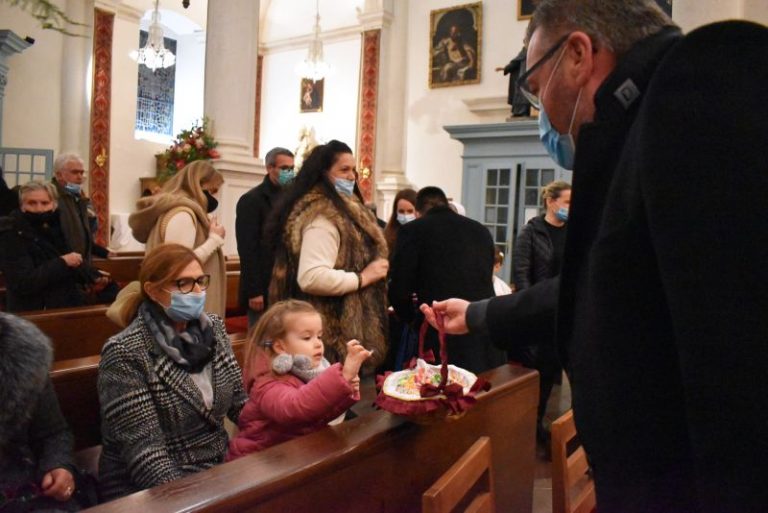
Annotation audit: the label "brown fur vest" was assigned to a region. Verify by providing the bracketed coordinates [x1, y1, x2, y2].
[270, 188, 388, 367]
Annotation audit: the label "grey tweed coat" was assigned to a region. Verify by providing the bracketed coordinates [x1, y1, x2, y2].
[97, 311, 247, 501]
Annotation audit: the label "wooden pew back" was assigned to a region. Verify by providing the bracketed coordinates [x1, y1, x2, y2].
[92, 256, 144, 284]
[551, 409, 596, 513]
[81, 365, 538, 513]
[24, 305, 122, 361]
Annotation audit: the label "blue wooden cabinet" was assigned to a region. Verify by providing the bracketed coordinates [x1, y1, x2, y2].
[444, 120, 571, 283]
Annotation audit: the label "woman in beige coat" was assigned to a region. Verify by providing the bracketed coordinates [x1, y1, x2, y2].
[113, 161, 226, 324]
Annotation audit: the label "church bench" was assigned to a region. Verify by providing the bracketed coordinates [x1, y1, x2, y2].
[24, 305, 122, 361]
[80, 364, 538, 513]
[92, 256, 144, 285]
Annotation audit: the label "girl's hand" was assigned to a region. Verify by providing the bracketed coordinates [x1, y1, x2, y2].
[41, 467, 75, 502]
[342, 339, 372, 382]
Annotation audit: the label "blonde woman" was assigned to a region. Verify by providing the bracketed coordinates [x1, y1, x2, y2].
[125, 161, 226, 320]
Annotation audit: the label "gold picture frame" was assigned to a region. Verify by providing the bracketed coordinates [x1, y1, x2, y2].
[429, 2, 482, 88]
[517, 0, 536, 20]
[300, 78, 324, 113]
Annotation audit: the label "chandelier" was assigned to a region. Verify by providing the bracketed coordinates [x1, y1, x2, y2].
[295, 0, 330, 81]
[130, 0, 176, 71]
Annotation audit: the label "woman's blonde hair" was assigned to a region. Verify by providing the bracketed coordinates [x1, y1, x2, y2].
[161, 160, 223, 212]
[115, 243, 203, 323]
[540, 180, 571, 209]
[243, 300, 320, 384]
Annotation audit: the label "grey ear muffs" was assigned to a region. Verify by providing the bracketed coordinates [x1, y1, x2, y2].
[272, 353, 294, 375]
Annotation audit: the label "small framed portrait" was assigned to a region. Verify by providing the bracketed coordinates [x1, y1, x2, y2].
[300, 78, 323, 113]
[429, 2, 482, 88]
[517, 0, 537, 20]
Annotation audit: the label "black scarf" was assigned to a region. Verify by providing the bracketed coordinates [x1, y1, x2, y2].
[140, 301, 215, 373]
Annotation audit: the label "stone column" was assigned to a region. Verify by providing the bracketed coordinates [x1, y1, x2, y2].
[59, 0, 93, 158]
[358, 0, 412, 219]
[0, 30, 32, 145]
[204, 0, 265, 255]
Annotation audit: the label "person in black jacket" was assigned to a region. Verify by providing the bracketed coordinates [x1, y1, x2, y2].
[512, 180, 570, 448]
[0, 165, 19, 217]
[421, 2, 768, 512]
[0, 182, 105, 312]
[0, 312, 79, 511]
[389, 187, 505, 374]
[236, 147, 294, 326]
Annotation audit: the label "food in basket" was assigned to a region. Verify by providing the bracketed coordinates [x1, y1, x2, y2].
[382, 358, 478, 401]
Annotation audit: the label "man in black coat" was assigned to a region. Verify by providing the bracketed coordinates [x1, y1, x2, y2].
[236, 147, 294, 326]
[422, 2, 768, 512]
[389, 187, 505, 374]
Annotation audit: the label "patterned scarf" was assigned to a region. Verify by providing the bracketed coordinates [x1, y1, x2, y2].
[140, 301, 215, 373]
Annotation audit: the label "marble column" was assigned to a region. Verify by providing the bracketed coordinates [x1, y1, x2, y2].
[204, 0, 265, 255]
[0, 30, 32, 145]
[358, 0, 412, 219]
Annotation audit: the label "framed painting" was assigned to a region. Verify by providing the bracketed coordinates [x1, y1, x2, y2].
[517, 0, 536, 20]
[429, 2, 482, 88]
[300, 78, 323, 113]
[655, 0, 673, 17]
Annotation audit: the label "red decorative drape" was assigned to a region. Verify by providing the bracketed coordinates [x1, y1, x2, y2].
[89, 9, 113, 247]
[357, 29, 380, 204]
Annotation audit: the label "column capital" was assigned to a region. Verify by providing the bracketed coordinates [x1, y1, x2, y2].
[356, 0, 394, 31]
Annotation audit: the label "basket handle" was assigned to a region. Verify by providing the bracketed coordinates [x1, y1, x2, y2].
[419, 313, 449, 391]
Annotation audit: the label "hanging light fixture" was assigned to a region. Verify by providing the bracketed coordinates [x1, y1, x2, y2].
[130, 0, 176, 71]
[295, 0, 330, 81]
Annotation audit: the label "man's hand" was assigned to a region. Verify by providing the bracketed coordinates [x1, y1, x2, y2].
[248, 295, 265, 312]
[419, 299, 470, 335]
[41, 467, 75, 502]
[60, 252, 83, 268]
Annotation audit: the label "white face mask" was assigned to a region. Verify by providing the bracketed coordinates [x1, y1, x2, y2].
[397, 213, 416, 225]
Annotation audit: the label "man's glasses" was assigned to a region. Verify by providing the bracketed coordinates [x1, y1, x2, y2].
[516, 33, 571, 109]
[165, 274, 211, 294]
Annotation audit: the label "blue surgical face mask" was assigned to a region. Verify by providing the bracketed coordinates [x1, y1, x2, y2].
[64, 183, 82, 195]
[164, 291, 206, 322]
[536, 46, 582, 171]
[397, 213, 416, 225]
[555, 207, 569, 222]
[334, 178, 355, 197]
[277, 168, 295, 186]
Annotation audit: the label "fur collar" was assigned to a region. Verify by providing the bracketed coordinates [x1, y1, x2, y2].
[129, 192, 208, 243]
[0, 313, 52, 444]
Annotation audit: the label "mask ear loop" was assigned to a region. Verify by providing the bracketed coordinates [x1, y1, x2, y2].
[540, 44, 569, 106]
[567, 88, 583, 136]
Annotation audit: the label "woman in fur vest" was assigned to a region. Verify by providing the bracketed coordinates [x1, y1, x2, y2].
[269, 140, 389, 368]
[125, 161, 226, 319]
[0, 312, 79, 512]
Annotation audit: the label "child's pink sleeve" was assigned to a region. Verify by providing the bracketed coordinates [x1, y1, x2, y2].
[258, 363, 357, 426]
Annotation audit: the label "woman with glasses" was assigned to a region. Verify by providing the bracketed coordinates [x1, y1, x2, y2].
[97, 243, 246, 501]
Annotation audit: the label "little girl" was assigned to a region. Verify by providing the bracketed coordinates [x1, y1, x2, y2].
[227, 299, 371, 459]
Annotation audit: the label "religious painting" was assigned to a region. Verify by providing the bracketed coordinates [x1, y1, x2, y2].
[300, 78, 323, 113]
[655, 0, 673, 17]
[429, 3, 482, 88]
[517, 0, 537, 20]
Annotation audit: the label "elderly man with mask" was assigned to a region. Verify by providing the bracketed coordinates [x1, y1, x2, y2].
[422, 2, 768, 512]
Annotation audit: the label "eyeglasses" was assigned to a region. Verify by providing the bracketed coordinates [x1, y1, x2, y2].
[165, 274, 211, 294]
[516, 33, 571, 110]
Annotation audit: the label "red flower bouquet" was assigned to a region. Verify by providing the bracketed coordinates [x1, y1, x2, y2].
[156, 117, 219, 182]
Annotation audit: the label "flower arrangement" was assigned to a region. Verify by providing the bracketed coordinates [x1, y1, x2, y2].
[155, 118, 220, 182]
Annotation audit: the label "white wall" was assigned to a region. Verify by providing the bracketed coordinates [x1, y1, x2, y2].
[172, 33, 205, 137]
[259, 37, 361, 160]
[1, 0, 66, 152]
[261, 0, 365, 42]
[404, 0, 524, 201]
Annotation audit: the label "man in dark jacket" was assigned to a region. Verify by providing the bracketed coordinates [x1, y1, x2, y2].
[236, 147, 294, 326]
[422, 2, 768, 512]
[0, 182, 103, 312]
[389, 187, 505, 374]
[52, 152, 111, 262]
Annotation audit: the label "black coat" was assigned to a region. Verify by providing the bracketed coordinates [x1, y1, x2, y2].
[389, 206, 506, 374]
[512, 214, 558, 290]
[0, 210, 92, 312]
[235, 176, 282, 309]
[484, 22, 768, 512]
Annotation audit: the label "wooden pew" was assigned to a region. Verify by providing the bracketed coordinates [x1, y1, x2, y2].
[80, 364, 538, 513]
[50, 332, 249, 452]
[92, 256, 144, 284]
[24, 305, 122, 361]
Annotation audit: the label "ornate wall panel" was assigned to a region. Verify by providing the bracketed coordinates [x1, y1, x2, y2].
[357, 29, 380, 204]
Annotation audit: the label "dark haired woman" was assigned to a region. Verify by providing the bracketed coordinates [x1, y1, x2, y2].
[98, 243, 246, 501]
[382, 188, 417, 254]
[269, 140, 389, 368]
